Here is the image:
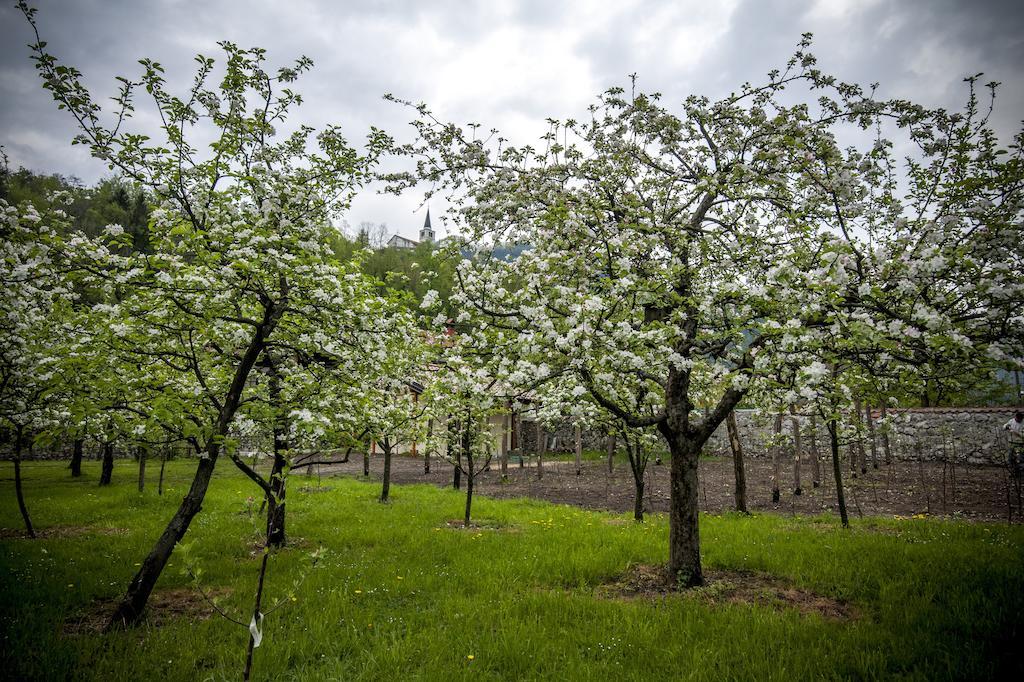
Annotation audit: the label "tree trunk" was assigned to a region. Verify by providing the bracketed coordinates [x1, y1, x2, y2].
[14, 457, 36, 539]
[726, 411, 747, 513]
[70, 438, 83, 477]
[536, 421, 545, 480]
[137, 446, 147, 493]
[500, 412, 509, 480]
[108, 313, 278, 630]
[808, 414, 822, 488]
[99, 443, 114, 486]
[864, 403, 880, 466]
[453, 421, 462, 490]
[625, 433, 646, 522]
[265, 449, 287, 549]
[633, 475, 645, 521]
[380, 440, 392, 503]
[574, 425, 582, 476]
[790, 406, 802, 496]
[849, 412, 858, 479]
[606, 433, 616, 474]
[266, 367, 289, 548]
[444, 418, 458, 488]
[827, 418, 849, 528]
[108, 451, 219, 628]
[854, 399, 867, 475]
[158, 448, 167, 495]
[464, 451, 474, 527]
[880, 403, 892, 465]
[771, 413, 783, 503]
[424, 418, 433, 474]
[661, 429, 703, 587]
[364, 440, 373, 477]
[13, 428, 35, 539]
[243, 541, 271, 681]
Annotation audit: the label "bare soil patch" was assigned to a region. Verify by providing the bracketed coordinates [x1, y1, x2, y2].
[310, 452, 1018, 523]
[243, 535, 313, 558]
[62, 587, 232, 636]
[0, 525, 127, 540]
[599, 564, 855, 620]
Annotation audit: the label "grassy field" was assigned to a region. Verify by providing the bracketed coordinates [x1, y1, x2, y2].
[1, 460, 1022, 680]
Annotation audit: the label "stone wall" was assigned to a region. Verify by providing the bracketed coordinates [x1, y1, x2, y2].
[880, 408, 1020, 465]
[517, 419, 608, 453]
[521, 407, 1021, 465]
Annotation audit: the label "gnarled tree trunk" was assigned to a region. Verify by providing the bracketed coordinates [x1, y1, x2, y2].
[660, 427, 703, 587]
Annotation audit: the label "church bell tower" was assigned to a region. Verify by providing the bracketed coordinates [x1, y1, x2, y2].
[419, 208, 435, 244]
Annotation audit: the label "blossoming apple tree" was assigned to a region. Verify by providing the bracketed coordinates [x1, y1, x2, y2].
[22, 3, 393, 626]
[393, 39, 967, 585]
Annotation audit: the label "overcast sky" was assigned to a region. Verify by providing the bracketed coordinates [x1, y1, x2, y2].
[2, 0, 1022, 241]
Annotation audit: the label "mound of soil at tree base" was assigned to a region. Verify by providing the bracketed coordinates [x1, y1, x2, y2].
[598, 564, 856, 620]
[243, 535, 313, 558]
[62, 587, 232, 636]
[312, 453, 1020, 523]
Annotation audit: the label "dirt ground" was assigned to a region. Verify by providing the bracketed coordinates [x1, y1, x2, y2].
[306, 450, 1023, 523]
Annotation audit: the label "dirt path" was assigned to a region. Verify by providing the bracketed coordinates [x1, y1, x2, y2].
[304, 453, 1021, 522]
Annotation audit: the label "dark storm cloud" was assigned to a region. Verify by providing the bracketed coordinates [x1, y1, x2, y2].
[1, 0, 1021, 237]
[696, 0, 1024, 129]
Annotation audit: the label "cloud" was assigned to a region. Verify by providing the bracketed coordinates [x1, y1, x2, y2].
[2, 0, 1021, 239]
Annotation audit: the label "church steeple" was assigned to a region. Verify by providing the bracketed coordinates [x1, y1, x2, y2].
[419, 208, 435, 243]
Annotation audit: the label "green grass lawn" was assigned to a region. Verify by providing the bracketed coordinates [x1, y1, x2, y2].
[2, 460, 1022, 680]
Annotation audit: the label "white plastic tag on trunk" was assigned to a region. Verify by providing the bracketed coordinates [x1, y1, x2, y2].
[249, 612, 264, 648]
